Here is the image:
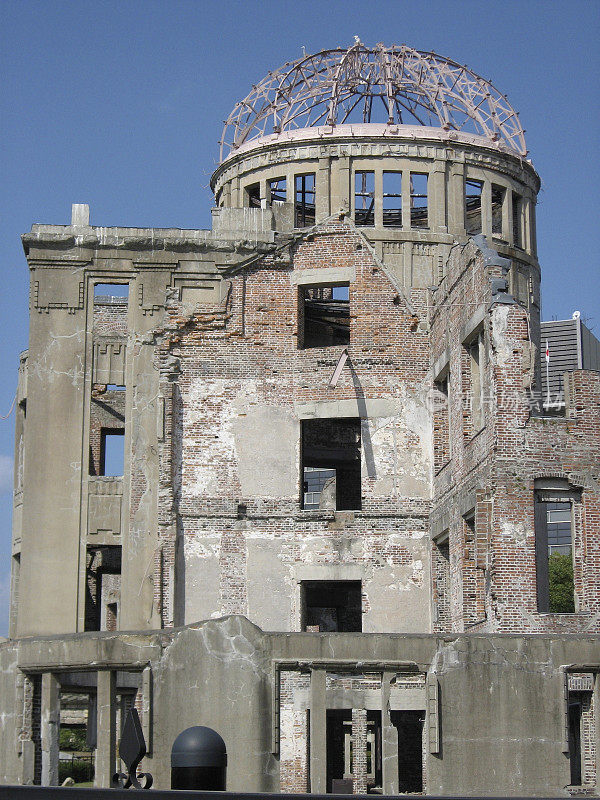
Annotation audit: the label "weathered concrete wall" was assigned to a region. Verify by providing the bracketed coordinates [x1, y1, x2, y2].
[0, 619, 598, 795]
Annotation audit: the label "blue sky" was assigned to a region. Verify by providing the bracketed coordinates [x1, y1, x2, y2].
[0, 0, 599, 635]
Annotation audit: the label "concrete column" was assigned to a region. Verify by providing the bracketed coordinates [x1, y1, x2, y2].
[95, 670, 117, 788]
[431, 160, 447, 232]
[351, 707, 368, 794]
[447, 163, 465, 236]
[316, 156, 331, 221]
[309, 668, 327, 793]
[530, 197, 538, 257]
[505, 190, 514, 246]
[481, 180, 492, 238]
[523, 196, 532, 253]
[374, 169, 383, 228]
[401, 169, 411, 231]
[381, 671, 398, 794]
[334, 157, 350, 215]
[41, 672, 60, 786]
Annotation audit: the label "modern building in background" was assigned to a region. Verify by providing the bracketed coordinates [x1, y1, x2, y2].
[1, 42, 599, 795]
[541, 314, 600, 407]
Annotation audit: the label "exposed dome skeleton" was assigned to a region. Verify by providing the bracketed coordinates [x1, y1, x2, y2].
[220, 41, 527, 161]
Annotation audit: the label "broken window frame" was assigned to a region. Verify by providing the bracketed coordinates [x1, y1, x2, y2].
[268, 176, 286, 204]
[354, 170, 375, 227]
[245, 182, 261, 208]
[298, 282, 350, 350]
[465, 178, 483, 236]
[382, 171, 402, 227]
[410, 172, 428, 229]
[295, 173, 316, 227]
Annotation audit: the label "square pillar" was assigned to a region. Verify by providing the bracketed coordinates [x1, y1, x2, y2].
[481, 180, 492, 238]
[309, 668, 327, 793]
[351, 707, 368, 794]
[95, 670, 117, 788]
[447, 163, 465, 236]
[316, 156, 331, 221]
[431, 160, 447, 232]
[41, 672, 60, 786]
[381, 671, 398, 794]
[374, 169, 383, 228]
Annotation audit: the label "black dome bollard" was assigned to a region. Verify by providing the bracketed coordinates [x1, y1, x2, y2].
[171, 726, 227, 790]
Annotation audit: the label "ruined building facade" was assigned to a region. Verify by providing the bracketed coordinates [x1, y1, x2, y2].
[1, 43, 599, 795]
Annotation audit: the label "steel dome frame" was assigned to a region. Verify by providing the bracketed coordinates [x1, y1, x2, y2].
[219, 41, 527, 161]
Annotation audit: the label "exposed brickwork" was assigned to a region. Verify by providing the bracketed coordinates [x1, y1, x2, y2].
[93, 298, 128, 336]
[430, 240, 600, 634]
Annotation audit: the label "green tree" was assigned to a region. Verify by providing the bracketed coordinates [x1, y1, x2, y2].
[548, 552, 575, 613]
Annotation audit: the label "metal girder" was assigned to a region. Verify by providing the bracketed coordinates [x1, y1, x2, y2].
[219, 41, 527, 161]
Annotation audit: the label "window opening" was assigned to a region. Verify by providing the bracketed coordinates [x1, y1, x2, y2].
[85, 546, 122, 632]
[268, 177, 286, 203]
[94, 283, 129, 299]
[245, 182, 261, 208]
[301, 418, 361, 510]
[491, 184, 505, 237]
[433, 537, 451, 629]
[299, 283, 350, 349]
[383, 171, 402, 227]
[432, 374, 450, 472]
[410, 173, 428, 228]
[465, 179, 483, 235]
[512, 192, 523, 247]
[354, 171, 375, 226]
[391, 710, 424, 793]
[302, 581, 362, 632]
[295, 173, 316, 227]
[59, 689, 95, 786]
[568, 695, 583, 786]
[535, 491, 575, 613]
[106, 384, 125, 391]
[463, 330, 485, 436]
[100, 429, 125, 477]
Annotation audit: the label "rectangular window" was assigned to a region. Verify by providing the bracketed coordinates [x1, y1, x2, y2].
[465, 179, 483, 235]
[433, 536, 451, 629]
[301, 580, 362, 631]
[535, 488, 575, 613]
[299, 283, 350, 349]
[94, 283, 129, 299]
[301, 418, 361, 510]
[463, 330, 485, 436]
[245, 182, 261, 208]
[512, 191, 523, 247]
[491, 184, 505, 237]
[383, 171, 402, 227]
[85, 545, 121, 632]
[295, 173, 316, 227]
[432, 374, 450, 472]
[354, 171, 375, 226]
[100, 429, 125, 477]
[410, 173, 428, 228]
[268, 176, 286, 203]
